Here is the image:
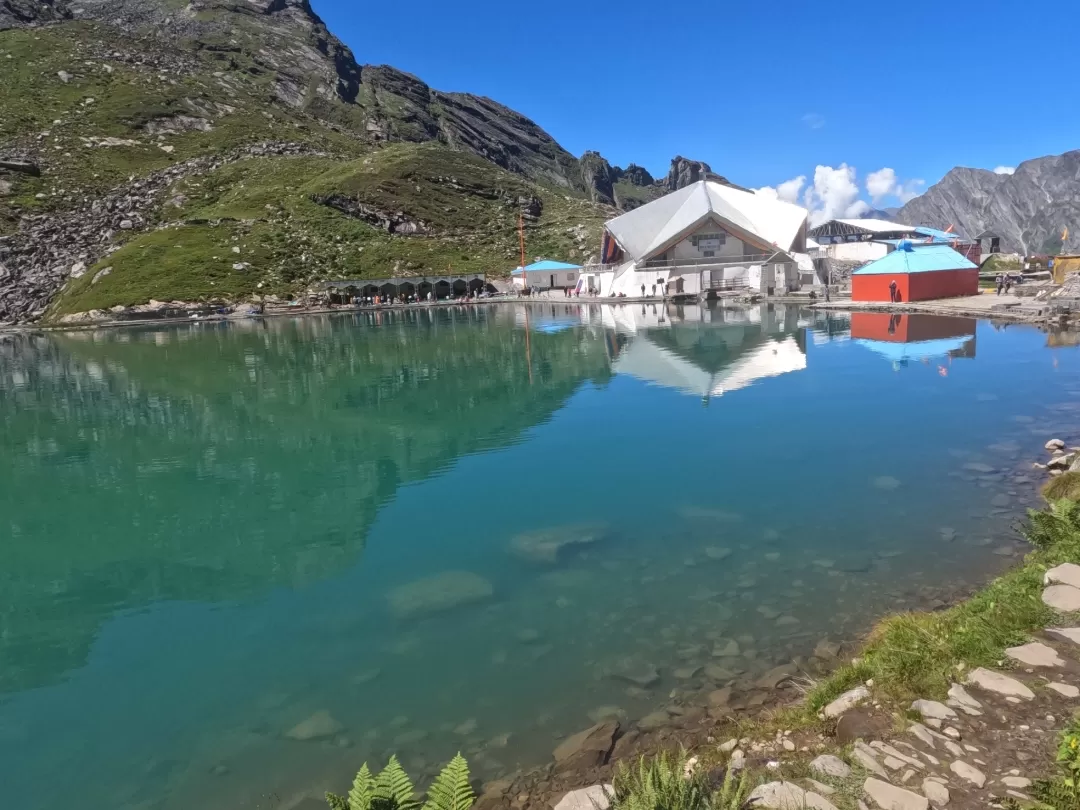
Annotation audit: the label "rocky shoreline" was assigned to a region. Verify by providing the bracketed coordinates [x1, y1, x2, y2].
[274, 435, 1079, 810]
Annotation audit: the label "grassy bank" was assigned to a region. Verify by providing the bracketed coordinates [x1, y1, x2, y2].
[801, 497, 1080, 715]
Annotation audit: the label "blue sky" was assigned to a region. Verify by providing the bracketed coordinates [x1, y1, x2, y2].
[315, 0, 1075, 218]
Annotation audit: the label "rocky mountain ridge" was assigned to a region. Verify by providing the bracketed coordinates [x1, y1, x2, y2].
[0, 0, 740, 322]
[898, 150, 1080, 255]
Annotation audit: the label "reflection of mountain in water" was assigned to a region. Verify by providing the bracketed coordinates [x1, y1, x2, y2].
[603, 303, 810, 400]
[0, 308, 611, 693]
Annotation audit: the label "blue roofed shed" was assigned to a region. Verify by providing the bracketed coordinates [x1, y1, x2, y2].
[852, 242, 979, 302]
[512, 260, 583, 289]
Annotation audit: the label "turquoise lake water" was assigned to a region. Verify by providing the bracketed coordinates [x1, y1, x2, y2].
[2, 302, 1080, 810]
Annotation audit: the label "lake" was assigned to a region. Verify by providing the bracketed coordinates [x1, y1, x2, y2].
[2, 301, 1078, 810]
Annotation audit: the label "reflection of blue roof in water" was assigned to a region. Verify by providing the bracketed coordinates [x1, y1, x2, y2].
[855, 336, 973, 363]
[532, 318, 579, 334]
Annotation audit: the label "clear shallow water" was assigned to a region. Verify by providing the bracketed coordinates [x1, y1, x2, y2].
[2, 303, 1079, 810]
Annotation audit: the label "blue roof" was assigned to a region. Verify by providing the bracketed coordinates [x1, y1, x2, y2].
[853, 242, 978, 276]
[913, 226, 966, 242]
[511, 260, 582, 275]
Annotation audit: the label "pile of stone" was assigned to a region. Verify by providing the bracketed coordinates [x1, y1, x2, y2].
[1037, 438, 1080, 477]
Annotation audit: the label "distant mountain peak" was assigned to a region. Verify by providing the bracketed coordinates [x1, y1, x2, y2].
[898, 149, 1080, 254]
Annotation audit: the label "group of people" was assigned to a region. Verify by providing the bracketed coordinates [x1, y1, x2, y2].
[639, 283, 668, 298]
[995, 273, 1021, 295]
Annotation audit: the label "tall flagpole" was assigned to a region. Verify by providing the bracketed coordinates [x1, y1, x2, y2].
[519, 212, 532, 384]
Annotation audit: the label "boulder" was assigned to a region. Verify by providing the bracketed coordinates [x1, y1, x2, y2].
[835, 708, 880, 745]
[852, 743, 888, 778]
[756, 663, 798, 689]
[863, 778, 928, 810]
[708, 687, 732, 707]
[286, 710, 343, 741]
[386, 570, 494, 619]
[963, 667, 1034, 700]
[747, 781, 838, 810]
[0, 158, 40, 176]
[1047, 439, 1067, 451]
[921, 778, 949, 807]
[945, 684, 982, 716]
[1005, 641, 1064, 668]
[809, 755, 851, 779]
[910, 700, 957, 724]
[509, 523, 607, 564]
[553, 785, 613, 810]
[1043, 584, 1080, 612]
[822, 685, 870, 719]
[1048, 627, 1080, 645]
[1045, 563, 1080, 589]
[948, 761, 985, 788]
[553, 721, 619, 771]
[1049, 682, 1080, 698]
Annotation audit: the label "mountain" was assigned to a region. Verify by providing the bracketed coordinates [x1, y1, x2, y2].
[898, 150, 1080, 255]
[0, 0, 727, 323]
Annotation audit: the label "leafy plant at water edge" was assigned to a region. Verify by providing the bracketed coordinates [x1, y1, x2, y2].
[1026, 499, 1080, 549]
[613, 751, 709, 810]
[327, 754, 474, 810]
[612, 749, 748, 810]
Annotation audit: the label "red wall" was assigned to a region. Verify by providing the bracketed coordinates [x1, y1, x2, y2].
[852, 269, 978, 302]
[909, 269, 978, 300]
[852, 274, 909, 302]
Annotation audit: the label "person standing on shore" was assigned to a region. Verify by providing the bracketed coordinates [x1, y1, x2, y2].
[889, 279, 898, 303]
[640, 283, 645, 298]
[996, 273, 1004, 295]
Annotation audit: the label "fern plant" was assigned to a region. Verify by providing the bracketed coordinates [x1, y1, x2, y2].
[612, 750, 711, 810]
[712, 765, 749, 810]
[327, 753, 473, 810]
[1024, 499, 1080, 549]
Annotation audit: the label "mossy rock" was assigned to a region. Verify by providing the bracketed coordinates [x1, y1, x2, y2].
[1043, 472, 1080, 502]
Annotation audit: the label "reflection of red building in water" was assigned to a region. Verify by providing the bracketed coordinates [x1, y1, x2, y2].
[851, 313, 976, 364]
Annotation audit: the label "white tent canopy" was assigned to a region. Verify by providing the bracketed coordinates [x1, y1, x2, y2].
[605, 180, 809, 261]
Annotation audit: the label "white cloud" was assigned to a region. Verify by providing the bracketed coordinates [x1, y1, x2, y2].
[802, 113, 825, 130]
[803, 164, 868, 225]
[895, 179, 925, 203]
[755, 175, 806, 206]
[866, 168, 898, 204]
[994, 165, 1015, 175]
[865, 167, 925, 205]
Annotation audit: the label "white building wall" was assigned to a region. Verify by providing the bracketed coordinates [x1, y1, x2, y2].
[664, 223, 747, 262]
[821, 241, 889, 262]
[514, 268, 581, 288]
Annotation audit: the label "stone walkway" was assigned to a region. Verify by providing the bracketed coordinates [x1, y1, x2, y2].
[742, 562, 1080, 810]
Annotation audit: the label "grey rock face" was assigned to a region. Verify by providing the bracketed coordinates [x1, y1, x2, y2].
[898, 150, 1080, 254]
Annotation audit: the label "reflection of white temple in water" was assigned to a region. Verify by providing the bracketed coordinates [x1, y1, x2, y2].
[507, 301, 811, 401]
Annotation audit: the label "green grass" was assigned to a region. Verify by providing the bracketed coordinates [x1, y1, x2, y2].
[1045, 473, 1080, 503]
[49, 144, 609, 316]
[802, 499, 1080, 713]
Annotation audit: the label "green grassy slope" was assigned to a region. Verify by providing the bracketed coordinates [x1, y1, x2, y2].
[1, 21, 612, 318]
[49, 144, 610, 316]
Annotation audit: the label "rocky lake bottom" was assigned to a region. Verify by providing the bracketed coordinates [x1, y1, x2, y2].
[1, 302, 1079, 810]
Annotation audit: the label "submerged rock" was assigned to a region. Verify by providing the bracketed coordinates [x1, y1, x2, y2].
[873, 476, 901, 491]
[509, 523, 608, 564]
[386, 570, 494, 619]
[552, 721, 619, 771]
[286, 710, 344, 741]
[704, 546, 733, 561]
